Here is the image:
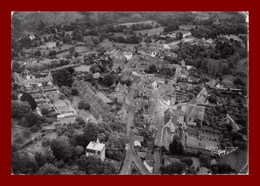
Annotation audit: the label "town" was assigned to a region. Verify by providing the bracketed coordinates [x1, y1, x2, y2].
[11, 12, 248, 175]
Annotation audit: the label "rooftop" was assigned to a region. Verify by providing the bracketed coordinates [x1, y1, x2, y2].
[86, 141, 105, 152]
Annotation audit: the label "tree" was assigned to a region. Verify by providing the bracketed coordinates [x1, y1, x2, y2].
[208, 94, 217, 104]
[77, 155, 116, 174]
[52, 69, 74, 87]
[233, 77, 245, 86]
[12, 152, 39, 174]
[37, 163, 61, 175]
[84, 73, 94, 82]
[21, 92, 37, 110]
[102, 73, 115, 87]
[169, 136, 184, 155]
[34, 50, 42, 57]
[41, 107, 49, 115]
[84, 103, 90, 111]
[75, 116, 85, 125]
[105, 134, 127, 161]
[161, 162, 186, 174]
[69, 46, 75, 54]
[12, 93, 19, 100]
[78, 100, 85, 110]
[72, 29, 83, 41]
[198, 154, 212, 168]
[83, 122, 98, 142]
[12, 101, 32, 119]
[67, 67, 75, 75]
[30, 124, 39, 132]
[145, 64, 157, 74]
[210, 163, 235, 174]
[181, 158, 193, 167]
[35, 152, 47, 167]
[90, 64, 102, 74]
[74, 145, 85, 157]
[20, 112, 45, 128]
[12, 61, 25, 73]
[71, 88, 78, 95]
[51, 136, 74, 161]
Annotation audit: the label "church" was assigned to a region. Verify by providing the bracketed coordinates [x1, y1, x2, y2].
[161, 107, 186, 150]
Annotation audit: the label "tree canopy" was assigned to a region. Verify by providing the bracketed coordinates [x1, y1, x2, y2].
[52, 69, 74, 87]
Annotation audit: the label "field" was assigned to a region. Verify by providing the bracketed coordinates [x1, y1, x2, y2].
[99, 39, 137, 51]
[71, 95, 98, 123]
[75, 46, 89, 53]
[218, 150, 248, 171]
[235, 58, 248, 75]
[12, 125, 42, 147]
[179, 25, 196, 31]
[118, 20, 157, 27]
[74, 65, 91, 72]
[39, 41, 57, 49]
[135, 27, 164, 35]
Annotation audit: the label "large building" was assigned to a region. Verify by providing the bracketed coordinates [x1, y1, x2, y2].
[86, 139, 106, 161]
[161, 108, 186, 150]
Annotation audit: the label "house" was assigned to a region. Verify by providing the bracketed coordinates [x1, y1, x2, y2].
[151, 52, 157, 57]
[134, 140, 142, 147]
[152, 81, 158, 89]
[183, 32, 192, 38]
[163, 44, 171, 50]
[29, 34, 35, 41]
[144, 160, 153, 173]
[123, 52, 133, 61]
[93, 72, 101, 79]
[187, 121, 197, 127]
[86, 138, 106, 161]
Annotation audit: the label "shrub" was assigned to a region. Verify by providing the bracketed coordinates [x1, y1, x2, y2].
[12, 93, 19, 100]
[54, 123, 62, 128]
[71, 88, 78, 95]
[30, 125, 39, 133]
[84, 103, 90, 111]
[14, 137, 24, 145]
[78, 100, 85, 110]
[22, 131, 32, 139]
[41, 108, 49, 115]
[75, 116, 85, 125]
[233, 77, 245, 86]
[42, 140, 51, 147]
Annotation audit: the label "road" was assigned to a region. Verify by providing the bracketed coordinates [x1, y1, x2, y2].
[120, 81, 150, 175]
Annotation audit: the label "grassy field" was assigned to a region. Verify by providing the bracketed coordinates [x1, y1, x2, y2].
[74, 65, 91, 72]
[235, 58, 248, 75]
[218, 150, 248, 171]
[99, 39, 137, 51]
[135, 27, 164, 35]
[75, 46, 89, 53]
[179, 25, 196, 31]
[71, 96, 98, 123]
[39, 41, 56, 49]
[118, 20, 157, 27]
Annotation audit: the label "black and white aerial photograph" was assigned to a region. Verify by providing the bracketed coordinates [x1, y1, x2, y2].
[11, 11, 248, 175]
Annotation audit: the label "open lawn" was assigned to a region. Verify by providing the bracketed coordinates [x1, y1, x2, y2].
[39, 41, 56, 49]
[71, 96, 98, 123]
[74, 65, 91, 72]
[218, 150, 248, 171]
[75, 46, 89, 53]
[179, 25, 196, 31]
[12, 125, 41, 146]
[235, 57, 248, 75]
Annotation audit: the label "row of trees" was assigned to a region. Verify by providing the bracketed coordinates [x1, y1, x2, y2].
[191, 23, 247, 40]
